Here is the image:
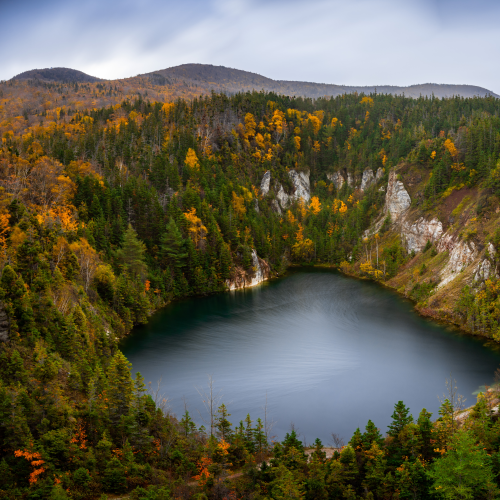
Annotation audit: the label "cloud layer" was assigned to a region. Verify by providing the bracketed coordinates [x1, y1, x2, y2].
[2, 0, 499, 93]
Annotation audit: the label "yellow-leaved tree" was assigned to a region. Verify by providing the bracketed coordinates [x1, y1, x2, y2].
[232, 192, 247, 218]
[444, 139, 458, 159]
[184, 208, 207, 248]
[292, 224, 314, 261]
[245, 113, 256, 138]
[184, 148, 200, 170]
[309, 196, 321, 215]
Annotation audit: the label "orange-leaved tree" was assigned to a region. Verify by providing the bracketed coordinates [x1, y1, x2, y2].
[14, 449, 45, 485]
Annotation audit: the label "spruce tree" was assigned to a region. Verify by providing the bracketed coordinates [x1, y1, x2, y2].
[116, 224, 147, 278]
[107, 351, 134, 425]
[160, 218, 187, 271]
[362, 420, 383, 450]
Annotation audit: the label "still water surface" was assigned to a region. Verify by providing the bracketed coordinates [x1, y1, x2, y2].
[121, 269, 500, 444]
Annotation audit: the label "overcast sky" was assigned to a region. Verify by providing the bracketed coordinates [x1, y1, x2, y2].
[2, 0, 499, 93]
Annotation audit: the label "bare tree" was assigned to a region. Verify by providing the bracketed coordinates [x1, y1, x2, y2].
[438, 373, 467, 438]
[331, 433, 345, 450]
[195, 374, 223, 438]
[262, 392, 276, 445]
[148, 378, 171, 415]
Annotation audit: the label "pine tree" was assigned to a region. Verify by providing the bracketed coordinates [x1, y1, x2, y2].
[348, 428, 363, 451]
[160, 218, 187, 271]
[387, 400, 413, 466]
[388, 401, 413, 437]
[416, 408, 435, 460]
[362, 420, 383, 450]
[107, 351, 134, 425]
[116, 224, 147, 278]
[214, 403, 232, 441]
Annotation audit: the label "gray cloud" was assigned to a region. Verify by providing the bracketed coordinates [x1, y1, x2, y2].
[1, 0, 499, 93]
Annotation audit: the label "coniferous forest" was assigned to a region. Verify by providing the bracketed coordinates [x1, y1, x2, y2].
[1, 85, 500, 498]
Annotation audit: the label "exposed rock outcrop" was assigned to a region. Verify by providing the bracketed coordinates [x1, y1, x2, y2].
[357, 167, 384, 192]
[253, 198, 259, 213]
[271, 200, 282, 215]
[276, 184, 290, 209]
[260, 170, 271, 196]
[347, 173, 354, 187]
[385, 170, 411, 221]
[226, 249, 271, 290]
[402, 217, 443, 253]
[259, 170, 310, 209]
[288, 170, 311, 203]
[327, 171, 344, 191]
[0, 302, 9, 342]
[363, 169, 411, 237]
[437, 237, 478, 289]
[360, 169, 375, 191]
[474, 259, 494, 282]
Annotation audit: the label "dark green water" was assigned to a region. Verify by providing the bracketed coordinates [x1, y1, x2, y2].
[120, 269, 500, 444]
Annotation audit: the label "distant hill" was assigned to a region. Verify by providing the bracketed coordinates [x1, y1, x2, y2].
[143, 63, 499, 99]
[12, 67, 102, 83]
[9, 64, 499, 98]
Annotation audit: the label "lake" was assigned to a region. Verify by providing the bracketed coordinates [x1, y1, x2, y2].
[120, 269, 500, 444]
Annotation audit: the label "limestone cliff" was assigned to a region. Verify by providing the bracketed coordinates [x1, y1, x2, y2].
[327, 171, 344, 191]
[385, 170, 411, 221]
[364, 168, 412, 237]
[226, 249, 271, 290]
[260, 170, 271, 196]
[403, 218, 443, 253]
[259, 169, 310, 210]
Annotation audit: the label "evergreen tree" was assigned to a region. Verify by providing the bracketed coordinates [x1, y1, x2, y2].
[214, 403, 232, 441]
[116, 224, 147, 278]
[362, 420, 384, 450]
[107, 351, 134, 426]
[160, 218, 187, 271]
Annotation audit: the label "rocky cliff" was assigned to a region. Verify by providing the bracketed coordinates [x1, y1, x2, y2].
[226, 249, 271, 290]
[327, 167, 384, 193]
[403, 218, 443, 253]
[385, 170, 411, 221]
[353, 163, 500, 339]
[260, 169, 311, 212]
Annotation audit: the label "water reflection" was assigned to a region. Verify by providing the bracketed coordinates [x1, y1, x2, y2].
[121, 269, 500, 443]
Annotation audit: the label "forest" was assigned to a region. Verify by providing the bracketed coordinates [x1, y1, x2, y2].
[1, 85, 500, 498]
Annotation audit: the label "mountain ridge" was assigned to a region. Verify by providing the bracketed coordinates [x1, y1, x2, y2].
[8, 63, 499, 99]
[142, 63, 500, 99]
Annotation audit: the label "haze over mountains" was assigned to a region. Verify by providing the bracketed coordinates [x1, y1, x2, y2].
[11, 64, 499, 99]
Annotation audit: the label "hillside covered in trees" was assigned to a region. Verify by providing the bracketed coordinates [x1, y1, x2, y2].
[1, 85, 500, 498]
